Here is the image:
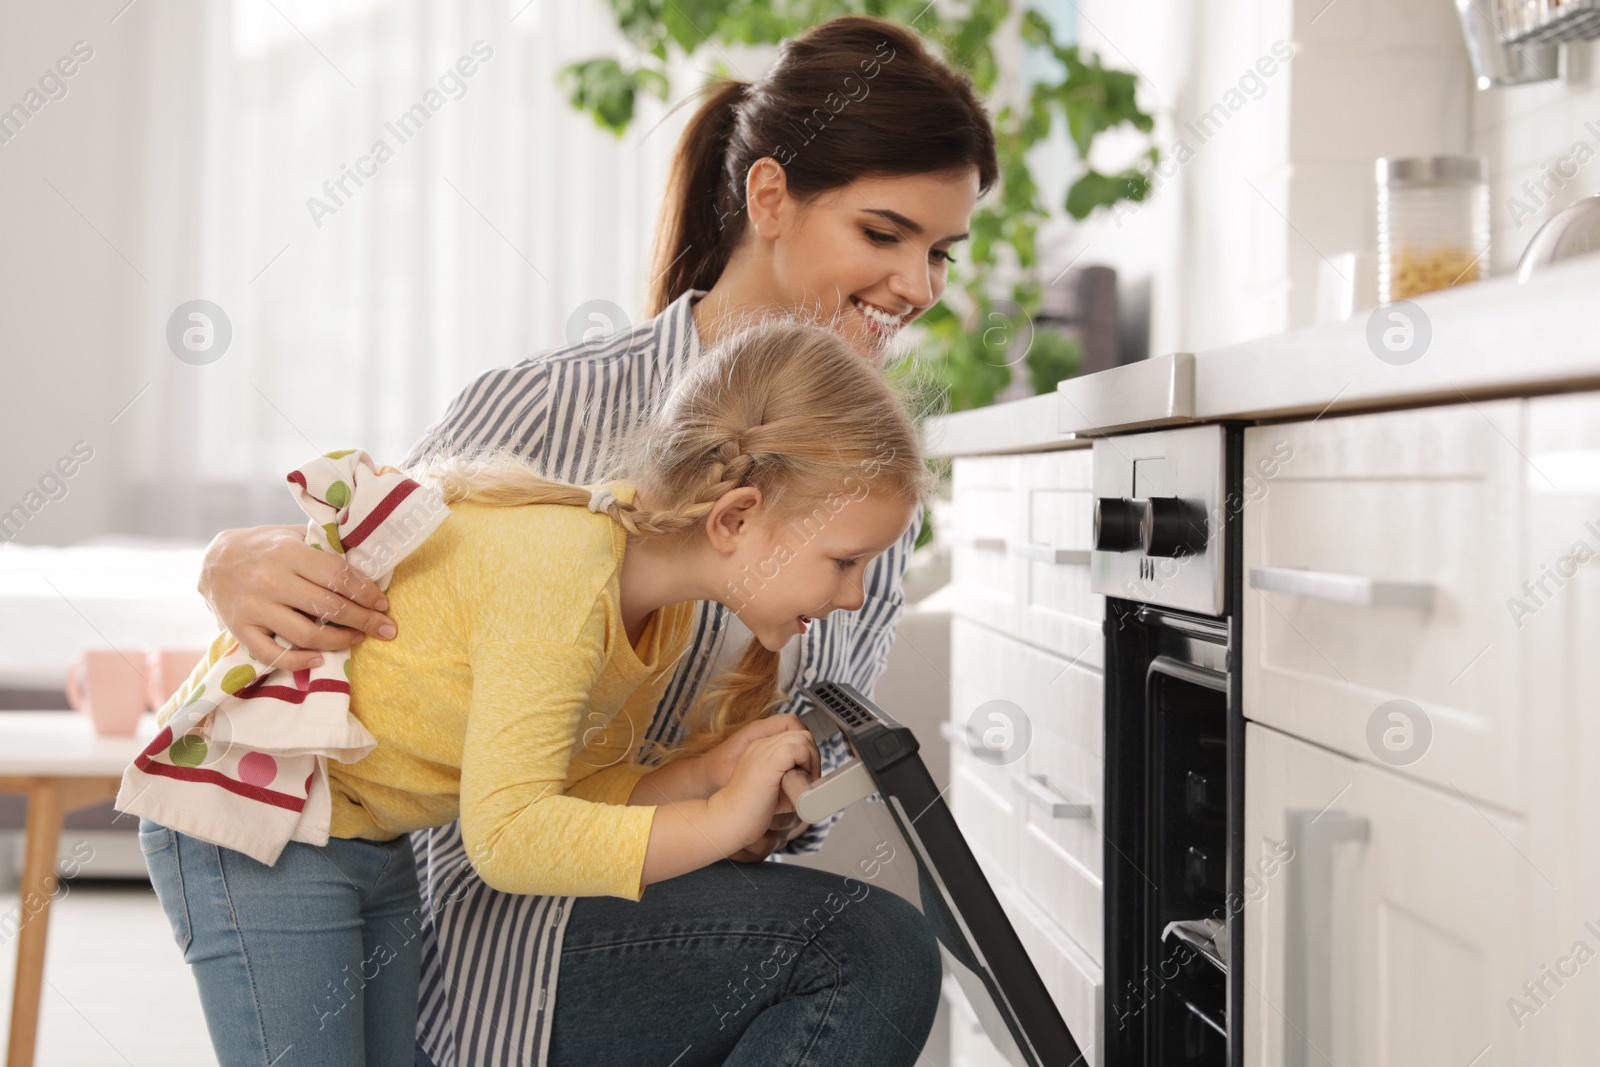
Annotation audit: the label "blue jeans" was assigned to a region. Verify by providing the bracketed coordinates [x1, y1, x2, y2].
[139, 818, 425, 1067]
[548, 860, 942, 1067]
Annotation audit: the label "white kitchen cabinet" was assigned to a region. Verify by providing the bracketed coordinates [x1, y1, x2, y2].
[1016, 653, 1103, 966]
[1010, 448, 1103, 670]
[948, 617, 1024, 888]
[948, 616, 1104, 963]
[941, 888, 1104, 1067]
[1519, 392, 1600, 1065]
[947, 740, 1021, 893]
[946, 449, 1103, 669]
[945, 609, 1105, 1065]
[945, 972, 1015, 1067]
[997, 880, 1103, 1067]
[949, 454, 1027, 640]
[1241, 402, 1526, 811]
[1244, 721, 1538, 1066]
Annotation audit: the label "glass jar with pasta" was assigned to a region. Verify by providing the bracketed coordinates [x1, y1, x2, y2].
[1375, 156, 1490, 303]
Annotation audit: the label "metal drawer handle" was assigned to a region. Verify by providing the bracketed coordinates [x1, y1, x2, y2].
[1008, 772, 1093, 820]
[947, 533, 1008, 552]
[1007, 541, 1091, 566]
[938, 721, 1027, 767]
[1285, 810, 1369, 1067]
[938, 720, 979, 750]
[1248, 566, 1434, 609]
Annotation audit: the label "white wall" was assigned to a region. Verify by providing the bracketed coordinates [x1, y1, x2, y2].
[1054, 0, 1481, 359]
[0, 0, 695, 545]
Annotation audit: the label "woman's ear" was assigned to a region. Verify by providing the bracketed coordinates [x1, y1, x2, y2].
[744, 158, 789, 241]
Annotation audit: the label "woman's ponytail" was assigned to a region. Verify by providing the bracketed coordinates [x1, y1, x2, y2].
[646, 80, 748, 318]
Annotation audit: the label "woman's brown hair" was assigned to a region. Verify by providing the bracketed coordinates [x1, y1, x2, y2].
[646, 15, 999, 316]
[422, 315, 933, 762]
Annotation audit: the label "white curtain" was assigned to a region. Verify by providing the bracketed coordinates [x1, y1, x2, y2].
[118, 0, 700, 537]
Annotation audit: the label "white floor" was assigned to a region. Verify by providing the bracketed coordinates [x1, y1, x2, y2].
[0, 880, 216, 1067]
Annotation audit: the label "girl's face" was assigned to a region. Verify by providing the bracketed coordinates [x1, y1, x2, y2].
[754, 166, 982, 356]
[711, 488, 919, 652]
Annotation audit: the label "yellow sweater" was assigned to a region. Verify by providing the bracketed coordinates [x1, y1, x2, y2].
[163, 483, 693, 901]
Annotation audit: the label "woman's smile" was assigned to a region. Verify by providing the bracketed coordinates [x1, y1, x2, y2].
[850, 295, 912, 338]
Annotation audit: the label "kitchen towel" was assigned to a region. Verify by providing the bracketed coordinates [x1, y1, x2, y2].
[114, 449, 450, 865]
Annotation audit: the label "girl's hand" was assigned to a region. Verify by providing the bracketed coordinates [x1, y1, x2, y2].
[697, 713, 812, 796]
[198, 524, 397, 671]
[707, 730, 820, 853]
[729, 770, 812, 862]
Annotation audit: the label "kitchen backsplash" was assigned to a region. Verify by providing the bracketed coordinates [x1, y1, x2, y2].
[1474, 42, 1600, 277]
[1057, 0, 1600, 360]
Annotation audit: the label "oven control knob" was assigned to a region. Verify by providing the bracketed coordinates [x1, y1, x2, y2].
[1094, 498, 1145, 552]
[1141, 497, 1207, 558]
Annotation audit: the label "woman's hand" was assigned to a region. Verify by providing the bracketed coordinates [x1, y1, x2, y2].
[197, 525, 397, 672]
[707, 730, 820, 855]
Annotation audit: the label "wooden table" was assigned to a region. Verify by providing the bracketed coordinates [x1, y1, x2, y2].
[0, 711, 157, 1067]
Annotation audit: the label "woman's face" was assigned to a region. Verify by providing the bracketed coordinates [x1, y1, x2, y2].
[710, 488, 919, 652]
[758, 166, 981, 356]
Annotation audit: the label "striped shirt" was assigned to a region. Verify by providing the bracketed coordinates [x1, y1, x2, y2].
[401, 288, 920, 1067]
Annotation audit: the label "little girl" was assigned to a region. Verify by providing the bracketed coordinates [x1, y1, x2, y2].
[136, 318, 936, 1066]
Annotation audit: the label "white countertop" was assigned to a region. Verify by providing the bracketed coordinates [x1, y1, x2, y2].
[925, 253, 1600, 457]
[0, 711, 159, 777]
[0, 542, 217, 689]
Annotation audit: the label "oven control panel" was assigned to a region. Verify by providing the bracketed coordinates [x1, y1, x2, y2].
[1090, 424, 1228, 615]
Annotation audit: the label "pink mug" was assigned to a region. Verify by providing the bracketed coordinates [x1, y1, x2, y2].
[64, 649, 148, 736]
[145, 648, 207, 713]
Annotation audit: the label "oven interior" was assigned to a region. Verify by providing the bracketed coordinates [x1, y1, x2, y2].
[1104, 601, 1239, 1067]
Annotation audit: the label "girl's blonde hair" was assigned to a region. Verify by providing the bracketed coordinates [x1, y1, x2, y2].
[419, 315, 933, 764]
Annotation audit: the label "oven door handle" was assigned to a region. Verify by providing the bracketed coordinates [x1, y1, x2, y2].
[1284, 809, 1370, 1067]
[1145, 655, 1228, 696]
[1249, 565, 1434, 609]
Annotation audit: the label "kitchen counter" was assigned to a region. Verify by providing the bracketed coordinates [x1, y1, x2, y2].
[924, 253, 1600, 457]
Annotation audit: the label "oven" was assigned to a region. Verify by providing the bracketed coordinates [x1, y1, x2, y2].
[1091, 423, 1245, 1067]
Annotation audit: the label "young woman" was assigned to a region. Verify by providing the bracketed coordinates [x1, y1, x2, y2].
[142, 320, 934, 1066]
[193, 14, 998, 1067]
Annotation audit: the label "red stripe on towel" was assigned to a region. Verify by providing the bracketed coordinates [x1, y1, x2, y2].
[234, 677, 351, 704]
[341, 479, 423, 551]
[133, 730, 307, 811]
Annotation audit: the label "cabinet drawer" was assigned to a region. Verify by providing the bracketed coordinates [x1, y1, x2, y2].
[1523, 391, 1600, 1065]
[948, 743, 1019, 890]
[948, 449, 1103, 666]
[1017, 655, 1103, 964]
[949, 455, 1022, 631]
[1242, 402, 1525, 811]
[1014, 448, 1104, 669]
[1244, 722, 1533, 1067]
[944, 975, 1018, 1067]
[997, 881, 1103, 1067]
[951, 617, 1104, 959]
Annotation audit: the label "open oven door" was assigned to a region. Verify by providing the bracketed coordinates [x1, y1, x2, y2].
[794, 680, 1088, 1067]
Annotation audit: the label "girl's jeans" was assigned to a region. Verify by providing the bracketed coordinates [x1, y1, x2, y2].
[139, 817, 423, 1067]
